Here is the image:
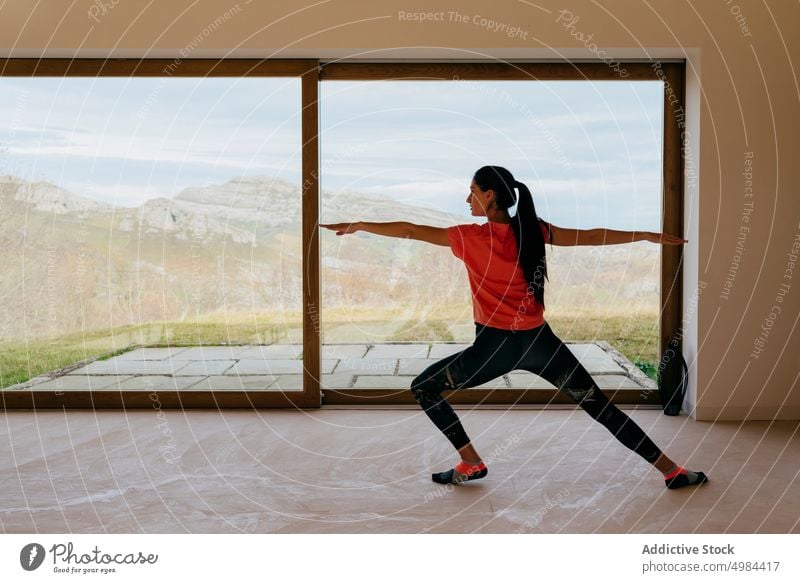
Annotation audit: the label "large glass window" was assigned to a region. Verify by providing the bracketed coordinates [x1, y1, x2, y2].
[319, 80, 663, 373]
[0, 76, 302, 388]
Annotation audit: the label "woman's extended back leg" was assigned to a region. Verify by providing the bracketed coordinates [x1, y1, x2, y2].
[517, 323, 663, 464]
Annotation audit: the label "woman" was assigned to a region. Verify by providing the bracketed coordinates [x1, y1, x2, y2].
[321, 165, 708, 490]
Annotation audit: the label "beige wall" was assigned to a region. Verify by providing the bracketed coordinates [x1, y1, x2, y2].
[2, 0, 798, 420]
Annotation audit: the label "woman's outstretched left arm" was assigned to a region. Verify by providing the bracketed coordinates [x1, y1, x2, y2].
[320, 221, 450, 246]
[544, 223, 687, 246]
[602, 229, 688, 245]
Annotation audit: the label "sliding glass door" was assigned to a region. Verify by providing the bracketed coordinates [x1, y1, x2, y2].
[1, 60, 685, 409]
[0, 60, 321, 408]
[317, 63, 683, 406]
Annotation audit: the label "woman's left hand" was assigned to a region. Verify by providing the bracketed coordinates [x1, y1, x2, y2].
[320, 222, 361, 236]
[645, 232, 687, 245]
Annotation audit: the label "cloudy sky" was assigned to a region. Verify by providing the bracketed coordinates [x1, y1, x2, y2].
[0, 77, 663, 230]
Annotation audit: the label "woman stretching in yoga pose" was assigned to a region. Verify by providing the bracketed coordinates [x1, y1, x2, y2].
[321, 165, 708, 490]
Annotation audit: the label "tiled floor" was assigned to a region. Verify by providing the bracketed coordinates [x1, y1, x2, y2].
[7, 341, 655, 393]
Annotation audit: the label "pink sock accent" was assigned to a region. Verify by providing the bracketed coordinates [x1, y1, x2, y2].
[664, 466, 686, 480]
[455, 460, 486, 475]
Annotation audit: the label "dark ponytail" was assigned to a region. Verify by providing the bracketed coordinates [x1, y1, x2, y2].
[473, 166, 549, 309]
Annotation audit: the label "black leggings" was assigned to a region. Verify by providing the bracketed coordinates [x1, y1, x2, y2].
[410, 321, 663, 464]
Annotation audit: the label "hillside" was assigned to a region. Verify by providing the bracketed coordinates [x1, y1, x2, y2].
[0, 175, 659, 341]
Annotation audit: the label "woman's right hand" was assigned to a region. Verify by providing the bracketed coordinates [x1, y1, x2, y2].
[320, 222, 362, 236]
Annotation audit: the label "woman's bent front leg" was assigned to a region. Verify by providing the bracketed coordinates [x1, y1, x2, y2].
[409, 350, 474, 450]
[410, 333, 516, 452]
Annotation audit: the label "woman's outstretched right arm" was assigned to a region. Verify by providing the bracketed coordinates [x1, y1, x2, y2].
[320, 221, 413, 239]
[549, 223, 687, 246]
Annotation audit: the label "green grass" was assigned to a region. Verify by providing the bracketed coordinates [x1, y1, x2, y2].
[0, 305, 660, 388]
[546, 308, 660, 381]
[633, 359, 659, 381]
[0, 316, 287, 389]
[0, 323, 154, 388]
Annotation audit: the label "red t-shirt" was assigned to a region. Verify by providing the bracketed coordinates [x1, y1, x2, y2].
[446, 218, 553, 331]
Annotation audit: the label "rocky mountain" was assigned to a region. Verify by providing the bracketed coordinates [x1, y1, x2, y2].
[0, 175, 659, 341]
[0, 175, 113, 215]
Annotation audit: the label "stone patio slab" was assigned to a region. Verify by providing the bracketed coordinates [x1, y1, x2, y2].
[187, 375, 280, 391]
[27, 375, 137, 391]
[68, 360, 191, 375]
[579, 357, 626, 374]
[320, 373, 357, 389]
[564, 344, 613, 360]
[351, 375, 414, 389]
[16, 340, 649, 400]
[227, 359, 337, 375]
[506, 373, 556, 388]
[364, 344, 430, 359]
[352, 375, 507, 389]
[428, 343, 471, 358]
[505, 372, 645, 390]
[169, 346, 253, 360]
[592, 374, 645, 389]
[332, 358, 397, 375]
[261, 375, 304, 391]
[320, 344, 371, 359]
[115, 376, 207, 391]
[173, 360, 237, 376]
[235, 345, 303, 359]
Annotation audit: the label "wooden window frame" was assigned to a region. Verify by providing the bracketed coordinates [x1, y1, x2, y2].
[1, 59, 684, 409]
[317, 61, 685, 407]
[0, 58, 321, 409]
